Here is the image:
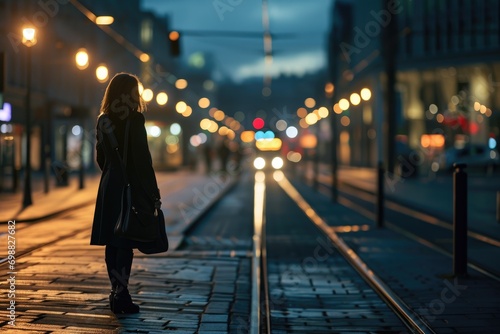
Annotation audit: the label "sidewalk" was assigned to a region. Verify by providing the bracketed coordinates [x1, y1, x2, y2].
[0, 169, 236, 250]
[0, 169, 245, 333]
[0, 174, 101, 223]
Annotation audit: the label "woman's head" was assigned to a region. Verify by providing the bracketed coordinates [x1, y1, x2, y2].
[100, 72, 146, 119]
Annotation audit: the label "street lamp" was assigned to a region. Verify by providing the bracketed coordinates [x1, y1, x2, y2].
[95, 16, 114, 25]
[75, 48, 89, 189]
[21, 27, 37, 207]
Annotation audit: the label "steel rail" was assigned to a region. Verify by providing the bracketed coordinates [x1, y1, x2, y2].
[274, 172, 436, 334]
[339, 183, 500, 282]
[250, 171, 266, 334]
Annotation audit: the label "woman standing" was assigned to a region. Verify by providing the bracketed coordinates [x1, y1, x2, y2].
[91, 73, 161, 314]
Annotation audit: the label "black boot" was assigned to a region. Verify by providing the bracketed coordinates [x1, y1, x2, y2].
[111, 288, 140, 314]
[108, 285, 117, 311]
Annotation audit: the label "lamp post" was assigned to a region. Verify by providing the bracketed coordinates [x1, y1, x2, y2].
[75, 48, 89, 189]
[21, 27, 37, 208]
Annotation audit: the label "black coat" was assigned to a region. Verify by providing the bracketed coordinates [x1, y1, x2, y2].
[91, 111, 160, 247]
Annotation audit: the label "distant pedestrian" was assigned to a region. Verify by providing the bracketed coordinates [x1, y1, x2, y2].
[91, 73, 161, 314]
[217, 139, 231, 172]
[203, 143, 213, 173]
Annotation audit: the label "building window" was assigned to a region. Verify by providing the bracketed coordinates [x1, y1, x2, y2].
[458, 0, 465, 49]
[141, 19, 153, 48]
[485, 0, 499, 47]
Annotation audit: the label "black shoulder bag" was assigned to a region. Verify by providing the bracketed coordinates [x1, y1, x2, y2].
[104, 117, 168, 253]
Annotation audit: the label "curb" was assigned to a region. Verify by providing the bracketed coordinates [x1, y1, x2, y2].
[168, 174, 239, 250]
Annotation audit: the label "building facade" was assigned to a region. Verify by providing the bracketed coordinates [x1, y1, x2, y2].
[329, 0, 500, 175]
[0, 0, 185, 191]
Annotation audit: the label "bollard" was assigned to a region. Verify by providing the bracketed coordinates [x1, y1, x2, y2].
[453, 163, 468, 276]
[497, 191, 500, 224]
[376, 161, 384, 228]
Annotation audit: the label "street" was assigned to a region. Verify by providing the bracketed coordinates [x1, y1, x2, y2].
[1, 0, 500, 332]
[1, 168, 500, 333]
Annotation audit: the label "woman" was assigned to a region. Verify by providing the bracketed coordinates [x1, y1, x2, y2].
[91, 73, 161, 314]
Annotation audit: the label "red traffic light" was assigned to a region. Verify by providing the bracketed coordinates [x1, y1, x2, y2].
[253, 117, 265, 130]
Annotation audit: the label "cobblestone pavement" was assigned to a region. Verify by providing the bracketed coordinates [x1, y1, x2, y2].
[0, 170, 246, 333]
[0, 213, 251, 333]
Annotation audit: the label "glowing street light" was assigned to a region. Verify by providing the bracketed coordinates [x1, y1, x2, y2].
[75, 48, 89, 70]
[22, 27, 37, 47]
[95, 64, 109, 83]
[95, 16, 114, 25]
[140, 53, 150, 63]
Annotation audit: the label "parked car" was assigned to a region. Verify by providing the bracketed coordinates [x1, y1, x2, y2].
[435, 144, 500, 172]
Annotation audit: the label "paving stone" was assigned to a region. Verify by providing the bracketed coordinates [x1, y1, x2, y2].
[201, 314, 229, 322]
[198, 322, 229, 331]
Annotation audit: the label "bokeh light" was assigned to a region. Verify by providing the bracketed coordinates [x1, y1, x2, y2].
[170, 123, 181, 135]
[156, 92, 168, 106]
[360, 88, 371, 101]
[286, 126, 298, 138]
[142, 88, 153, 102]
[305, 98, 316, 108]
[253, 117, 265, 130]
[276, 120, 287, 131]
[176, 101, 187, 113]
[198, 97, 210, 108]
[339, 98, 350, 110]
[175, 79, 188, 89]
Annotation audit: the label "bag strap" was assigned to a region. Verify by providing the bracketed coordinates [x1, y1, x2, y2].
[101, 116, 130, 185]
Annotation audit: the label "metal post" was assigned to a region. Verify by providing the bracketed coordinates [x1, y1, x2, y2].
[78, 117, 85, 189]
[78, 76, 85, 189]
[61, 127, 68, 186]
[22, 46, 33, 207]
[43, 107, 51, 194]
[44, 143, 49, 194]
[496, 191, 500, 224]
[453, 163, 468, 276]
[331, 113, 338, 203]
[313, 125, 320, 191]
[376, 161, 384, 228]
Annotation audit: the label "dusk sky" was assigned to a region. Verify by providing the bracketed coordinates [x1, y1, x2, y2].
[141, 0, 334, 82]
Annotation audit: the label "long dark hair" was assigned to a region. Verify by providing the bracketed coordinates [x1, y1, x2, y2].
[99, 72, 146, 120]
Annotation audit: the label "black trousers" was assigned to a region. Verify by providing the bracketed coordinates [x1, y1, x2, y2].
[105, 244, 133, 293]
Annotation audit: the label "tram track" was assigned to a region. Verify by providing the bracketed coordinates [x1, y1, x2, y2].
[250, 172, 434, 333]
[274, 173, 434, 333]
[332, 180, 500, 282]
